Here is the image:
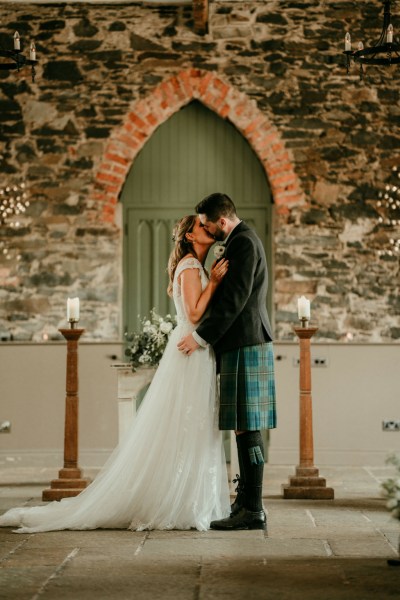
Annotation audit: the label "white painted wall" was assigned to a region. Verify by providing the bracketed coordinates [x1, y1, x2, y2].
[0, 342, 122, 468]
[0, 342, 399, 469]
[270, 342, 400, 466]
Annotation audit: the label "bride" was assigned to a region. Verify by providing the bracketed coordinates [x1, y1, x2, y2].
[0, 215, 231, 533]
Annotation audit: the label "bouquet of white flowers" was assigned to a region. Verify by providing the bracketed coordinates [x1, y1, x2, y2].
[382, 453, 400, 520]
[125, 310, 177, 370]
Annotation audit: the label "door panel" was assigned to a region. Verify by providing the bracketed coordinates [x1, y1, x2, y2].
[125, 209, 179, 328]
[122, 101, 273, 333]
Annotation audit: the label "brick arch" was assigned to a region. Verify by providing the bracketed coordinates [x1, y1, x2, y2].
[93, 69, 304, 223]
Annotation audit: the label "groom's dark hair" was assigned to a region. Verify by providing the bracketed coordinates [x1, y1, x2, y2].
[195, 193, 237, 222]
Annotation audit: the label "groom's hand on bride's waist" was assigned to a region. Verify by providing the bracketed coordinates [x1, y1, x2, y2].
[177, 334, 200, 356]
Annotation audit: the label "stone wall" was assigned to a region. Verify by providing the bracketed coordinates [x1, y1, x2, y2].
[0, 0, 399, 342]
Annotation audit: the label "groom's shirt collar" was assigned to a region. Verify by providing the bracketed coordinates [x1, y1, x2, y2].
[223, 220, 242, 244]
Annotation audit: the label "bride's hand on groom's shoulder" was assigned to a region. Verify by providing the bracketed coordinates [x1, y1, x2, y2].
[210, 258, 229, 286]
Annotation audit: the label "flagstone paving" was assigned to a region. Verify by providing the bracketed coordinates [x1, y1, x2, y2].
[0, 466, 399, 599]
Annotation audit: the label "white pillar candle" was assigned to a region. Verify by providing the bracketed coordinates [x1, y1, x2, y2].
[297, 296, 311, 320]
[345, 32, 351, 51]
[30, 41, 36, 61]
[13, 31, 20, 51]
[67, 297, 80, 321]
[387, 24, 394, 44]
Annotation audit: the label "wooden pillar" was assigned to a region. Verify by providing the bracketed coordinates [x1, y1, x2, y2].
[42, 328, 90, 501]
[283, 325, 334, 499]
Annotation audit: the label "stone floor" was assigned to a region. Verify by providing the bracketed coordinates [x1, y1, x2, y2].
[1, 465, 400, 599]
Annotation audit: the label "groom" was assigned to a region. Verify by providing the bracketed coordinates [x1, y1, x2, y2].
[178, 192, 276, 530]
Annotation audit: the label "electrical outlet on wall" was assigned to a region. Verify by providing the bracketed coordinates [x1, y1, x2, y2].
[382, 420, 400, 431]
[292, 357, 329, 367]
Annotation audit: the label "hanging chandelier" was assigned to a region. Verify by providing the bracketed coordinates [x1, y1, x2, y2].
[343, 0, 400, 80]
[0, 31, 38, 82]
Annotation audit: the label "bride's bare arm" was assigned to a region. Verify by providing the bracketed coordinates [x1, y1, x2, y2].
[180, 260, 228, 324]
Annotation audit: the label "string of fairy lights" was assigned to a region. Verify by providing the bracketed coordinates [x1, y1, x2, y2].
[376, 166, 400, 257]
[0, 181, 30, 261]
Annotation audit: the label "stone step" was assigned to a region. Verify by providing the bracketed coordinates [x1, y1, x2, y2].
[295, 467, 320, 477]
[49, 478, 90, 489]
[282, 485, 335, 500]
[58, 468, 83, 479]
[289, 476, 327, 487]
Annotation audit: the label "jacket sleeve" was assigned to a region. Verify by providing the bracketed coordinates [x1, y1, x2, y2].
[196, 233, 258, 346]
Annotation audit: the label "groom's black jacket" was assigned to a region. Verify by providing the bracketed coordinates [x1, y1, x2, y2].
[196, 221, 273, 355]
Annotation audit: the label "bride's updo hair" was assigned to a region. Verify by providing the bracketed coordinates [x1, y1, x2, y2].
[167, 215, 197, 297]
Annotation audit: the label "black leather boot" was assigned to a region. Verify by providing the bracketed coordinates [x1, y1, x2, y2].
[210, 507, 267, 531]
[230, 474, 246, 515]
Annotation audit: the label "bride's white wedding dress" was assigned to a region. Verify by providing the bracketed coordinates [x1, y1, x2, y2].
[0, 257, 230, 533]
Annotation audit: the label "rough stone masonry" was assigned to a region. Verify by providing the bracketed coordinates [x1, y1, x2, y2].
[0, 0, 399, 343]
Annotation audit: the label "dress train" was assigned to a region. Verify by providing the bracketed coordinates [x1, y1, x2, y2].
[0, 258, 230, 533]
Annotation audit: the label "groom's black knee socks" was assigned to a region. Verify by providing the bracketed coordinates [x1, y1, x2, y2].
[236, 431, 264, 512]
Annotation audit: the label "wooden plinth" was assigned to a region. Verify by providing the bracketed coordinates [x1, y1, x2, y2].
[283, 325, 334, 500]
[283, 466, 334, 499]
[42, 328, 90, 501]
[42, 468, 91, 501]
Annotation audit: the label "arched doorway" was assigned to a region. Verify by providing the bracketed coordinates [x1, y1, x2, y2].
[121, 100, 273, 333]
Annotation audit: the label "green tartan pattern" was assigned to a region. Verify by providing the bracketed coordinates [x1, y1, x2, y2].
[219, 342, 277, 431]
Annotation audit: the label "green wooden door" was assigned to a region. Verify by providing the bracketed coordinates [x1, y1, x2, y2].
[121, 100, 273, 334]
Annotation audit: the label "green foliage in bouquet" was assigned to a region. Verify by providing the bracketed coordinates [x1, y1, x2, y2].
[382, 453, 400, 520]
[125, 310, 177, 370]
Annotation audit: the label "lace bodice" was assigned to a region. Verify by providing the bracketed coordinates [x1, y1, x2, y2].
[173, 257, 208, 329]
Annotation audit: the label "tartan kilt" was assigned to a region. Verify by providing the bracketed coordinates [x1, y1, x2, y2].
[219, 342, 277, 431]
